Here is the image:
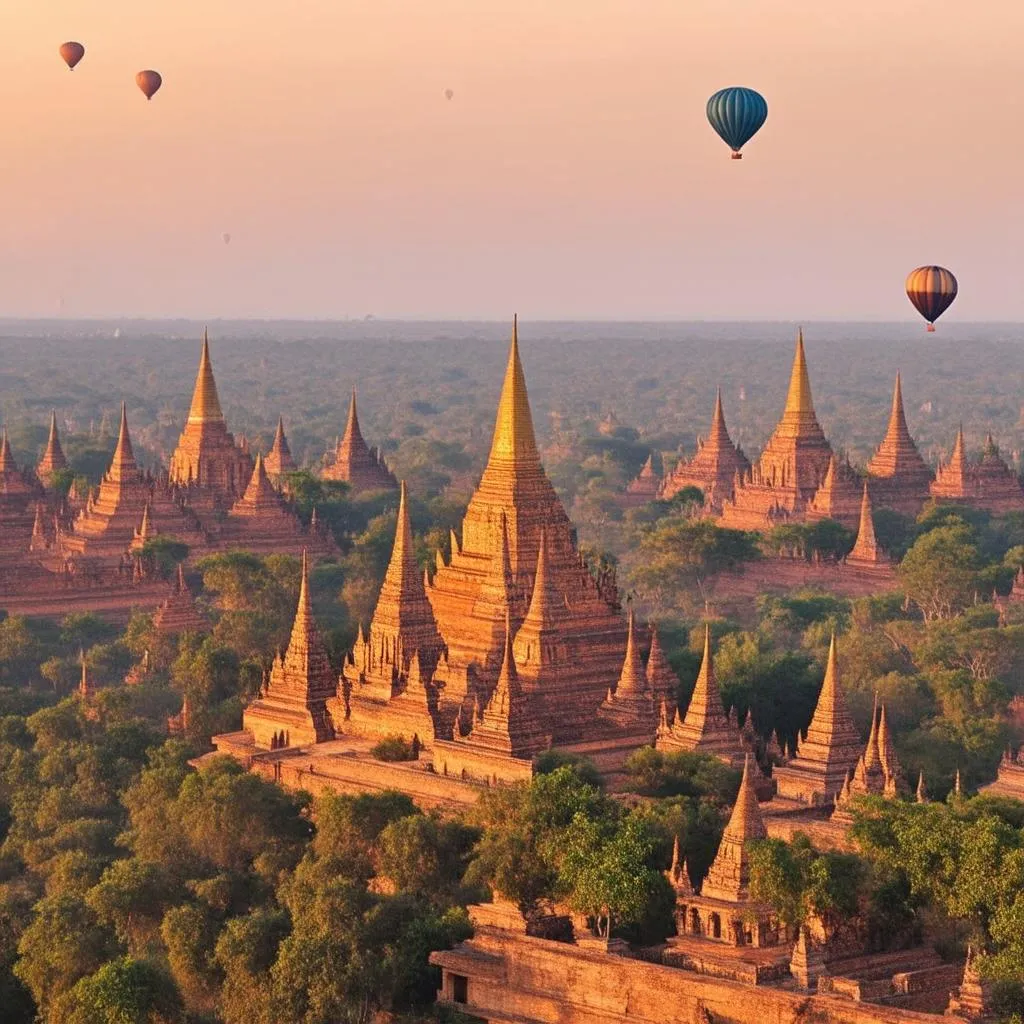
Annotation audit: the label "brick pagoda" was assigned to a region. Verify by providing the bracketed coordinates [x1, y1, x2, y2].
[263, 416, 297, 481]
[36, 410, 68, 486]
[322, 389, 398, 492]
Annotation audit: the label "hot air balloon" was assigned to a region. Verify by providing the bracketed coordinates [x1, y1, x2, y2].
[59, 42, 85, 70]
[905, 266, 957, 332]
[136, 70, 162, 101]
[706, 87, 768, 159]
[222, 233, 231, 246]
[444, 88, 454, 101]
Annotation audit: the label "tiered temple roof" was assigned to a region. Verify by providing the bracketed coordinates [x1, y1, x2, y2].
[773, 635, 863, 805]
[37, 410, 68, 486]
[322, 389, 398, 492]
[341, 481, 448, 740]
[865, 374, 933, 516]
[168, 331, 253, 498]
[264, 416, 297, 480]
[660, 389, 751, 511]
[805, 455, 863, 529]
[425, 318, 626, 740]
[242, 551, 336, 749]
[719, 331, 834, 529]
[153, 564, 209, 635]
[699, 755, 768, 903]
[657, 625, 745, 766]
[225, 453, 304, 550]
[930, 425, 969, 503]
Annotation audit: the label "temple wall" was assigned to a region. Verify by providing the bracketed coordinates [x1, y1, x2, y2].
[432, 927, 966, 1024]
[432, 739, 535, 786]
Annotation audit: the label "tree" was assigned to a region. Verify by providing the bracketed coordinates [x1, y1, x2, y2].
[50, 956, 183, 1024]
[898, 524, 982, 621]
[139, 537, 189, 580]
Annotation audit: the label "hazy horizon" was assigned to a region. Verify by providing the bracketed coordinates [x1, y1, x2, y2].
[5, 2, 1023, 321]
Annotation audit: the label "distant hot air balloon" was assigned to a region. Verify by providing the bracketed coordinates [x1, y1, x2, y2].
[706, 87, 768, 159]
[135, 70, 162, 101]
[59, 42, 85, 70]
[222, 233, 231, 246]
[905, 266, 957, 332]
[444, 88, 454, 101]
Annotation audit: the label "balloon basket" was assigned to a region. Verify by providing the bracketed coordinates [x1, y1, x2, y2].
[926, 324, 936, 332]
[731, 151, 743, 160]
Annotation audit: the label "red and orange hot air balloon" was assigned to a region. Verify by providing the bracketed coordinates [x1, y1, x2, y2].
[59, 42, 85, 70]
[905, 266, 958, 332]
[136, 70, 163, 101]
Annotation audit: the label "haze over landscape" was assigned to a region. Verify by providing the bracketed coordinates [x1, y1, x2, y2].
[4, 1, 1024, 319]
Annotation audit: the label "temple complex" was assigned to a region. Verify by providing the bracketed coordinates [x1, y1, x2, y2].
[322, 390, 398, 492]
[621, 454, 661, 507]
[659, 389, 750, 510]
[223, 453, 308, 554]
[930, 428, 1024, 513]
[772, 636, 862, 805]
[36, 411, 68, 486]
[865, 374, 933, 516]
[168, 331, 253, 498]
[263, 416, 297, 480]
[719, 331, 835, 529]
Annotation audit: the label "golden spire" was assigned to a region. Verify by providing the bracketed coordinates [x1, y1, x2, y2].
[950, 423, 966, 470]
[708, 387, 729, 444]
[383, 480, 419, 594]
[185, 329, 225, 426]
[485, 315, 540, 469]
[341, 387, 362, 448]
[108, 402, 138, 483]
[679, 623, 728, 729]
[884, 372, 913, 446]
[783, 327, 815, 420]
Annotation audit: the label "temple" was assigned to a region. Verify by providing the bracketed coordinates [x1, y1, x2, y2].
[930, 428, 1024, 512]
[224, 453, 308, 554]
[659, 389, 750, 511]
[865, 374, 933, 516]
[322, 389, 398, 492]
[168, 331, 253, 498]
[263, 416, 297, 480]
[621, 454, 661, 507]
[152, 565, 209, 635]
[805, 455, 863, 530]
[656, 625, 745, 766]
[844, 483, 891, 574]
[772, 635, 862, 805]
[719, 331, 834, 529]
[36, 411, 68, 486]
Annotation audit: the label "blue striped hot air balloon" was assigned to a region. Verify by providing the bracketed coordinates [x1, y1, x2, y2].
[706, 87, 768, 159]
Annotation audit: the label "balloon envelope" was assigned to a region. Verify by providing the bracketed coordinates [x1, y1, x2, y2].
[59, 42, 85, 70]
[706, 87, 768, 158]
[444, 88, 454, 100]
[905, 266, 957, 328]
[222, 233, 231, 245]
[136, 70, 162, 100]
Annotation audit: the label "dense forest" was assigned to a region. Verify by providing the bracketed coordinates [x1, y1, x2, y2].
[1, 321, 1023, 1021]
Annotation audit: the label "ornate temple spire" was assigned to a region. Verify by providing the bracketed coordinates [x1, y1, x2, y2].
[29, 502, 46, 551]
[848, 482, 884, 563]
[709, 387, 728, 445]
[646, 622, 678, 713]
[484, 315, 541, 473]
[780, 328, 818, 431]
[108, 402, 139, 484]
[615, 608, 645, 698]
[186, 329, 225, 426]
[265, 416, 296, 477]
[950, 423, 967, 472]
[700, 755, 767, 902]
[864, 693, 882, 772]
[877, 703, 904, 789]
[679, 624, 727, 731]
[884, 372, 913, 450]
[237, 453, 278, 507]
[520, 528, 561, 633]
[38, 410, 68, 480]
[804, 636, 859, 755]
[284, 549, 324, 676]
[343, 388, 362, 451]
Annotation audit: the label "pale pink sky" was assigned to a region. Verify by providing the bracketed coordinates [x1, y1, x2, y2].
[1, 1, 1022, 319]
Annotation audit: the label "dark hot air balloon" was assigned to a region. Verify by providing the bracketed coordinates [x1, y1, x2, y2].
[222, 233, 231, 246]
[136, 70, 162, 101]
[706, 87, 768, 159]
[905, 266, 957, 332]
[59, 42, 85, 70]
[444, 88, 454, 101]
